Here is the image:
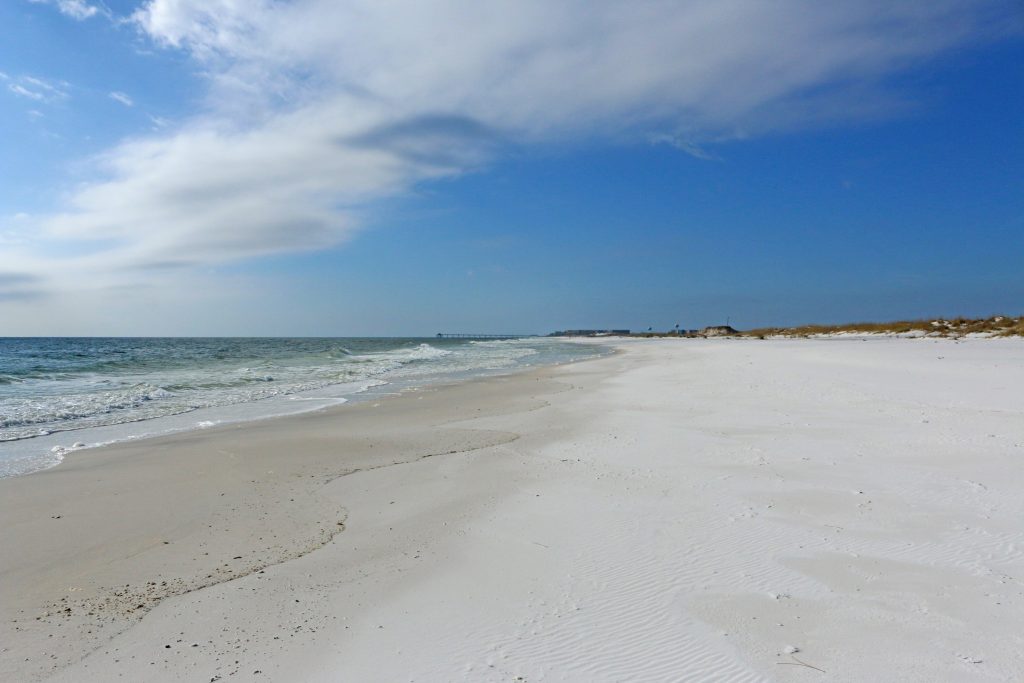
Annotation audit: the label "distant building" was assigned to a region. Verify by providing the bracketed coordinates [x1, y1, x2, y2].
[701, 325, 739, 337]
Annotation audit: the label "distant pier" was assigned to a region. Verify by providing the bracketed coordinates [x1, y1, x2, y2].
[436, 333, 533, 339]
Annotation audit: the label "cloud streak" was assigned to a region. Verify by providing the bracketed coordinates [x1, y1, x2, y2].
[0, 272, 45, 303]
[109, 91, 134, 107]
[28, 0, 103, 21]
[8, 0, 1021, 299]
[2, 73, 70, 103]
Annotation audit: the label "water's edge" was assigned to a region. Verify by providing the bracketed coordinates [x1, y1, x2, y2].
[0, 338, 607, 478]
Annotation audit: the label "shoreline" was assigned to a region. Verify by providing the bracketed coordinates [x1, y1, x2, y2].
[0, 355, 592, 681]
[3, 337, 1023, 681]
[0, 339, 606, 480]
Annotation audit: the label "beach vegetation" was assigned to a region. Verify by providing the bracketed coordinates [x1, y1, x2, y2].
[741, 315, 1023, 338]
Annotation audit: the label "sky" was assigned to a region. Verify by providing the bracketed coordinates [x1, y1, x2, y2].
[0, 0, 1022, 336]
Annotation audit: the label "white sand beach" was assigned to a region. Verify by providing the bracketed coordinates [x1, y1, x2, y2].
[3, 337, 1024, 682]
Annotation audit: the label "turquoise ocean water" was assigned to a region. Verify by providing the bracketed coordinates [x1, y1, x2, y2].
[0, 337, 603, 477]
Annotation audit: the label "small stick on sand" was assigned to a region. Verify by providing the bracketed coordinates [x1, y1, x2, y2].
[777, 655, 826, 674]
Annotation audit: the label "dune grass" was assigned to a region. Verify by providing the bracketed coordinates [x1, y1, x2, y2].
[742, 315, 1024, 338]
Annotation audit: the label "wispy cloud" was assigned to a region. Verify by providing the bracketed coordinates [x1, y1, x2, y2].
[109, 91, 134, 107]
[5, 0, 1020, 301]
[649, 134, 721, 161]
[4, 74, 70, 103]
[28, 0, 103, 21]
[8, 83, 45, 101]
[0, 272, 45, 302]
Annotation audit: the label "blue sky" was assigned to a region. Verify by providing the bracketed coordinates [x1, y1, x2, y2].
[1, 0, 1022, 335]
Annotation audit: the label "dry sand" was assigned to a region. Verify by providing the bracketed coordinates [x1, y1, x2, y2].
[2, 337, 1023, 681]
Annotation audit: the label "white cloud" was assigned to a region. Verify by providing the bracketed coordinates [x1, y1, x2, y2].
[6, 0, 1019, 303]
[148, 115, 171, 129]
[129, 0, 1015, 136]
[649, 134, 720, 161]
[28, 0, 102, 21]
[8, 83, 45, 101]
[5, 74, 70, 103]
[58, 0, 99, 20]
[109, 91, 134, 107]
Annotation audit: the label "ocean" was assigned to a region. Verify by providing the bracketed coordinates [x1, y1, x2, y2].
[0, 336, 603, 478]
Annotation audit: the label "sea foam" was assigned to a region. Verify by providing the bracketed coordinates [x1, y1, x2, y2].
[0, 337, 604, 478]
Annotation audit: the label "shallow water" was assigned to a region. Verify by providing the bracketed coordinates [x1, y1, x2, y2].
[0, 336, 602, 477]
